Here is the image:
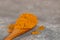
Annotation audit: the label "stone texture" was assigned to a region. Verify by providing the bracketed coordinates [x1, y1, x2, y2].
[0, 0, 60, 40]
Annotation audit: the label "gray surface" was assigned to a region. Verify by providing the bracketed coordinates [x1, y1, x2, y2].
[0, 0, 60, 40]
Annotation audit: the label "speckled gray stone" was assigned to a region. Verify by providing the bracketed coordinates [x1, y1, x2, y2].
[0, 0, 60, 40]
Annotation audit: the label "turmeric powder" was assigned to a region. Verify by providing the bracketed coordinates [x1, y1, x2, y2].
[31, 31, 40, 35]
[38, 25, 45, 31]
[31, 25, 45, 35]
[8, 24, 15, 33]
[4, 13, 38, 40]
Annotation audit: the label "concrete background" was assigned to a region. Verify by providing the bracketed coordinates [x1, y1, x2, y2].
[0, 0, 60, 40]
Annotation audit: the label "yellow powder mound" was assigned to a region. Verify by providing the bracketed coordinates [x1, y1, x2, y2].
[4, 13, 38, 40]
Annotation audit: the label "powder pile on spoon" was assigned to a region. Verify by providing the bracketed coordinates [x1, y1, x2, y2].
[4, 13, 38, 40]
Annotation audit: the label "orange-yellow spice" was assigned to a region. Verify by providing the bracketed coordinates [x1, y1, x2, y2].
[38, 25, 45, 31]
[31, 25, 45, 35]
[4, 13, 38, 40]
[8, 24, 15, 33]
[31, 31, 40, 35]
